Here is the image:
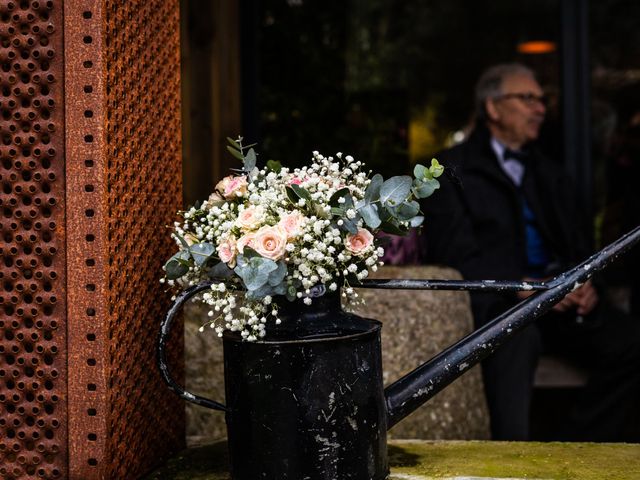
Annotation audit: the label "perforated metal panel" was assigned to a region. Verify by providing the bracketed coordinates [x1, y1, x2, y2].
[64, 0, 184, 478]
[0, 0, 67, 478]
[103, 0, 184, 477]
[1, 0, 184, 478]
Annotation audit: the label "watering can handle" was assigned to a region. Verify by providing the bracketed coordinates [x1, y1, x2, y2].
[157, 280, 228, 412]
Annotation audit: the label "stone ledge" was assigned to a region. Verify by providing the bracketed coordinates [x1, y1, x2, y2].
[144, 439, 640, 480]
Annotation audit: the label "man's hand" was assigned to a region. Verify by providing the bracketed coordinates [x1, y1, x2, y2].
[516, 278, 599, 315]
[564, 279, 599, 315]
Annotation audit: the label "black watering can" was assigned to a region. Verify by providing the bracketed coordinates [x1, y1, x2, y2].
[157, 225, 640, 480]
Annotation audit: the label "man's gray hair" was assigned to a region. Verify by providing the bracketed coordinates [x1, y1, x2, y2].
[475, 63, 536, 122]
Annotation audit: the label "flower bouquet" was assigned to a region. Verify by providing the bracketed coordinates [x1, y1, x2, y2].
[162, 137, 443, 341]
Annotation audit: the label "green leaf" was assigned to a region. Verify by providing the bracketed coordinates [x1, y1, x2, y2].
[234, 255, 278, 291]
[410, 215, 424, 227]
[359, 203, 381, 228]
[165, 259, 189, 279]
[174, 233, 190, 250]
[365, 174, 383, 203]
[268, 261, 287, 286]
[242, 246, 260, 259]
[377, 204, 394, 222]
[227, 145, 244, 160]
[226, 137, 241, 149]
[380, 176, 412, 206]
[340, 218, 358, 234]
[190, 243, 216, 267]
[266, 159, 282, 173]
[245, 281, 287, 301]
[379, 220, 409, 236]
[330, 206, 344, 217]
[285, 186, 299, 204]
[164, 250, 191, 279]
[286, 285, 298, 301]
[429, 158, 444, 178]
[329, 187, 350, 207]
[413, 163, 427, 179]
[244, 148, 257, 171]
[206, 261, 234, 279]
[413, 178, 440, 199]
[393, 200, 420, 221]
[290, 184, 312, 202]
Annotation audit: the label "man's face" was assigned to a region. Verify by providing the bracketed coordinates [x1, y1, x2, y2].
[486, 73, 546, 148]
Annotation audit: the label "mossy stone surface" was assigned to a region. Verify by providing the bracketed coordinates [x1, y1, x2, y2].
[145, 440, 640, 479]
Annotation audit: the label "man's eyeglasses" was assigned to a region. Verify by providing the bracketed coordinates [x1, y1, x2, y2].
[494, 92, 547, 107]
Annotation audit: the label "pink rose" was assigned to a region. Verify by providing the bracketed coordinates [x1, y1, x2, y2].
[217, 236, 237, 267]
[216, 175, 248, 199]
[207, 191, 225, 205]
[278, 211, 305, 238]
[253, 225, 288, 261]
[236, 233, 256, 254]
[345, 228, 374, 256]
[288, 175, 308, 186]
[236, 205, 266, 231]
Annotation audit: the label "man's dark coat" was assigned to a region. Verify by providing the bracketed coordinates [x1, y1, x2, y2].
[423, 124, 591, 327]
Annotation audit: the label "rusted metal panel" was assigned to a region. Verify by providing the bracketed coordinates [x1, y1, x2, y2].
[103, 0, 185, 475]
[63, 0, 184, 478]
[0, 0, 68, 479]
[2, 0, 184, 476]
[63, 0, 108, 478]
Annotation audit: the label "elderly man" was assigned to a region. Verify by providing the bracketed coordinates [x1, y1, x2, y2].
[423, 63, 640, 441]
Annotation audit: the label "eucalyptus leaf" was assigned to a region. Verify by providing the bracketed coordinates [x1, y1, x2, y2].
[206, 261, 234, 280]
[380, 176, 412, 205]
[244, 148, 257, 172]
[330, 206, 344, 217]
[394, 200, 420, 221]
[410, 215, 424, 227]
[365, 174, 383, 203]
[340, 218, 358, 234]
[245, 281, 287, 301]
[242, 246, 260, 259]
[268, 261, 287, 286]
[413, 163, 427, 179]
[359, 203, 381, 228]
[413, 178, 440, 199]
[164, 250, 191, 279]
[190, 243, 216, 267]
[226, 145, 244, 160]
[429, 158, 444, 178]
[377, 204, 394, 222]
[379, 220, 408, 236]
[164, 258, 189, 279]
[235, 255, 278, 291]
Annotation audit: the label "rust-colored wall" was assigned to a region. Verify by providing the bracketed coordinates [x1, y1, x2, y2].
[0, 1, 185, 479]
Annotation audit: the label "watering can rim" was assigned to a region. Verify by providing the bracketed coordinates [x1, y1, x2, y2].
[222, 317, 381, 345]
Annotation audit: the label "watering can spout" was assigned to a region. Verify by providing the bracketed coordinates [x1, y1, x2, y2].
[383, 225, 640, 429]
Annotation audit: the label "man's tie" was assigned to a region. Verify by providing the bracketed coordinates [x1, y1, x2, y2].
[502, 148, 527, 186]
